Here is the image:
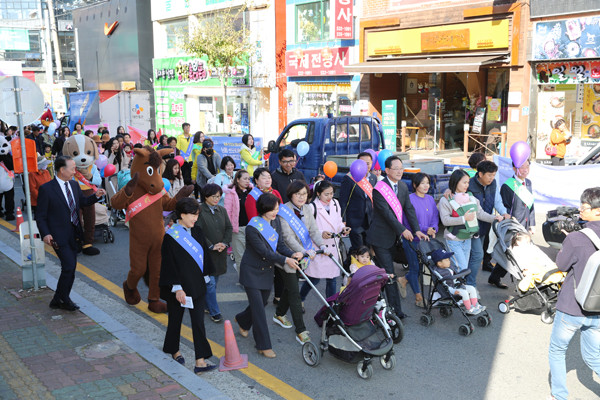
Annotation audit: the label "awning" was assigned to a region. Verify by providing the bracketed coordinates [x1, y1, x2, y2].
[344, 55, 508, 74]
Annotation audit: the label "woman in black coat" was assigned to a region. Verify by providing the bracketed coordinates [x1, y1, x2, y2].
[234, 193, 303, 358]
[159, 197, 216, 374]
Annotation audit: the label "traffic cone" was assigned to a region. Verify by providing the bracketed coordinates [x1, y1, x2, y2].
[13, 207, 24, 233]
[219, 320, 248, 371]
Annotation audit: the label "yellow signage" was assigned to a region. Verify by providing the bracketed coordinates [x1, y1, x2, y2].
[367, 19, 509, 57]
[298, 83, 351, 93]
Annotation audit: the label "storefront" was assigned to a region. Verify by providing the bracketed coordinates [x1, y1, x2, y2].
[530, 15, 600, 162]
[285, 46, 358, 120]
[347, 14, 527, 153]
[153, 56, 251, 136]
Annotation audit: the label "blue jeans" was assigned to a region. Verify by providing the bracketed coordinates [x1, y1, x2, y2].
[467, 236, 483, 287]
[445, 239, 471, 275]
[204, 275, 220, 316]
[402, 238, 421, 295]
[549, 310, 600, 400]
[300, 276, 337, 301]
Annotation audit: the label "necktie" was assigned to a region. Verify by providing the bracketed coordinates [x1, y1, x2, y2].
[64, 182, 79, 226]
[394, 184, 398, 195]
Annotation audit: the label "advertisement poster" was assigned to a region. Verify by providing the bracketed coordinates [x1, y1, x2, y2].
[536, 60, 600, 84]
[68, 91, 100, 132]
[381, 100, 397, 150]
[334, 0, 353, 39]
[535, 91, 565, 159]
[285, 47, 350, 77]
[154, 87, 185, 137]
[472, 107, 486, 134]
[486, 98, 501, 122]
[211, 136, 261, 168]
[533, 17, 600, 60]
[581, 85, 600, 142]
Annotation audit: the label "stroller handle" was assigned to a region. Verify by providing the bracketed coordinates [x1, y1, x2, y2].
[301, 249, 351, 278]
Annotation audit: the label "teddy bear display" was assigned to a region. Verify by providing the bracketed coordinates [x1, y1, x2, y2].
[0, 135, 15, 221]
[110, 146, 193, 313]
[62, 135, 102, 255]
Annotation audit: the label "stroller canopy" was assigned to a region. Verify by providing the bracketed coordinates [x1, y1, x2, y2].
[490, 219, 528, 278]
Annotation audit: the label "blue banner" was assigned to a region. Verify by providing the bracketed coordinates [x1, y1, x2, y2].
[278, 204, 314, 251]
[211, 136, 261, 169]
[249, 186, 263, 201]
[248, 216, 278, 252]
[166, 223, 204, 271]
[68, 91, 100, 132]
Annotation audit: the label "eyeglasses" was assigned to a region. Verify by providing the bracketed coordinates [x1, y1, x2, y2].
[579, 205, 592, 212]
[209, 194, 222, 199]
[281, 159, 296, 164]
[388, 167, 404, 172]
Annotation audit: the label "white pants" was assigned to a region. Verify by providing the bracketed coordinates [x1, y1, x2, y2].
[450, 284, 478, 303]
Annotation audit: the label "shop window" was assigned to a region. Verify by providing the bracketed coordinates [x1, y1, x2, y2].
[164, 19, 188, 56]
[296, 0, 330, 43]
[279, 123, 311, 147]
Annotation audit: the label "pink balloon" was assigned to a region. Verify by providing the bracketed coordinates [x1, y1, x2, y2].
[174, 155, 185, 167]
[103, 163, 117, 177]
[509, 141, 531, 168]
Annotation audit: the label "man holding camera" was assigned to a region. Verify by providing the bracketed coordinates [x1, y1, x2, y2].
[548, 187, 600, 400]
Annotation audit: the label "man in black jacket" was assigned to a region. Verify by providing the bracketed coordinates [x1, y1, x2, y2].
[549, 187, 600, 400]
[366, 156, 427, 318]
[340, 152, 377, 251]
[271, 149, 305, 203]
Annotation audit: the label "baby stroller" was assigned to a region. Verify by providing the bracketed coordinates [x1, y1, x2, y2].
[94, 203, 114, 243]
[105, 174, 126, 227]
[414, 239, 492, 336]
[490, 219, 564, 324]
[300, 250, 402, 380]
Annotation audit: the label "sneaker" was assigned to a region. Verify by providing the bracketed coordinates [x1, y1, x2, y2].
[477, 304, 486, 313]
[466, 306, 480, 315]
[296, 331, 311, 344]
[210, 314, 223, 323]
[273, 314, 293, 328]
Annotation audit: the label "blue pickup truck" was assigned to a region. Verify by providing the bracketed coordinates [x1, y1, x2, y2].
[267, 116, 385, 184]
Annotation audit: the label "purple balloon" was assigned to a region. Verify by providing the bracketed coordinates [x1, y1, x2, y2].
[509, 141, 531, 168]
[350, 159, 368, 182]
[95, 154, 108, 170]
[365, 149, 377, 170]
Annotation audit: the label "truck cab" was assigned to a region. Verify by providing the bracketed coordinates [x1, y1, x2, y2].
[267, 116, 385, 184]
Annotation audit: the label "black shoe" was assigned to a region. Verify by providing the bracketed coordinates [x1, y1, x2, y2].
[49, 298, 61, 309]
[82, 246, 100, 256]
[210, 314, 223, 323]
[482, 263, 494, 272]
[61, 301, 80, 311]
[194, 364, 217, 374]
[488, 279, 508, 289]
[172, 354, 185, 365]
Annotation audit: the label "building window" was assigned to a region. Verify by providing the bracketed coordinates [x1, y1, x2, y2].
[296, 0, 330, 43]
[163, 18, 188, 56]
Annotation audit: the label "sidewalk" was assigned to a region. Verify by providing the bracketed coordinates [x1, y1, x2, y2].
[0, 251, 199, 400]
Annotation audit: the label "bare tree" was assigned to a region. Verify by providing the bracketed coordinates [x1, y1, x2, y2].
[184, 7, 254, 133]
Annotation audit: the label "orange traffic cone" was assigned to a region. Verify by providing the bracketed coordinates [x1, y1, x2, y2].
[219, 320, 248, 371]
[13, 207, 24, 233]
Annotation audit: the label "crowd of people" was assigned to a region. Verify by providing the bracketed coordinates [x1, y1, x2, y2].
[3, 120, 598, 398]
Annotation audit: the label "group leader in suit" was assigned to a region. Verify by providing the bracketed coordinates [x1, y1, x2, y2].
[37, 156, 106, 311]
[367, 155, 428, 318]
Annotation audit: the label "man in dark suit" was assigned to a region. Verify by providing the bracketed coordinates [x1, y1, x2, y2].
[367, 156, 427, 318]
[36, 156, 105, 311]
[340, 152, 378, 251]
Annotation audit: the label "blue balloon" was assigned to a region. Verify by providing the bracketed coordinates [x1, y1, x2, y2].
[100, 166, 105, 178]
[162, 178, 171, 193]
[378, 149, 393, 169]
[47, 123, 56, 136]
[297, 141, 309, 157]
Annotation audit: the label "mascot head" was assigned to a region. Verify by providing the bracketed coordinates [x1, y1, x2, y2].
[131, 146, 172, 195]
[0, 135, 10, 156]
[62, 135, 98, 170]
[40, 109, 54, 127]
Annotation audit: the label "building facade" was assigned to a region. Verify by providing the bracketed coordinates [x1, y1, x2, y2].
[349, 0, 531, 153]
[151, 0, 284, 142]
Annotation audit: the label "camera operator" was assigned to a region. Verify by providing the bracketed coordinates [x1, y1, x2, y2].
[548, 187, 600, 400]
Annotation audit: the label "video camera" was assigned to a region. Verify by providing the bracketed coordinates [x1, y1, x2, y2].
[542, 206, 586, 249]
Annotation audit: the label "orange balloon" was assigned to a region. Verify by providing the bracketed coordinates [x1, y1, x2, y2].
[323, 161, 338, 178]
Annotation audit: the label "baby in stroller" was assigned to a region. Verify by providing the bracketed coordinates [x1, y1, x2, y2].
[431, 248, 485, 315]
[511, 232, 566, 293]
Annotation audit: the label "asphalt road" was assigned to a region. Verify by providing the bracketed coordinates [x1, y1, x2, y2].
[9, 181, 600, 400]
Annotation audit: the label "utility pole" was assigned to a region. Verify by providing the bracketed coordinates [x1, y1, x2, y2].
[38, 1, 54, 84]
[46, 0, 63, 80]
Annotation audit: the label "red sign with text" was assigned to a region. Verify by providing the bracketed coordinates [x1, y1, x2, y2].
[286, 47, 350, 77]
[335, 0, 353, 39]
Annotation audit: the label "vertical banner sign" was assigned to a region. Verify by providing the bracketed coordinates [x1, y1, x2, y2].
[381, 100, 397, 150]
[68, 91, 100, 132]
[334, 0, 353, 39]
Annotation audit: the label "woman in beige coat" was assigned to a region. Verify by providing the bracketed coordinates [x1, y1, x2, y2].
[273, 180, 326, 344]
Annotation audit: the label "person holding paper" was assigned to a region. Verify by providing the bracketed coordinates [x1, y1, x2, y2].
[159, 197, 216, 374]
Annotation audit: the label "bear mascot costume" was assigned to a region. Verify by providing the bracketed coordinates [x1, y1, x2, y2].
[111, 146, 193, 313]
[62, 135, 102, 255]
[0, 135, 15, 221]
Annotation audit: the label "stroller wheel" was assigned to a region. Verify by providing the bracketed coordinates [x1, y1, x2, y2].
[108, 230, 115, 243]
[386, 313, 404, 344]
[476, 315, 490, 328]
[439, 306, 453, 318]
[420, 314, 434, 327]
[302, 341, 321, 367]
[356, 360, 373, 380]
[102, 230, 108, 243]
[541, 310, 555, 324]
[379, 353, 396, 370]
[497, 301, 510, 314]
[459, 324, 473, 336]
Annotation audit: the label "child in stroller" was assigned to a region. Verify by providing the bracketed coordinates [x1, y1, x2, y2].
[511, 232, 565, 293]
